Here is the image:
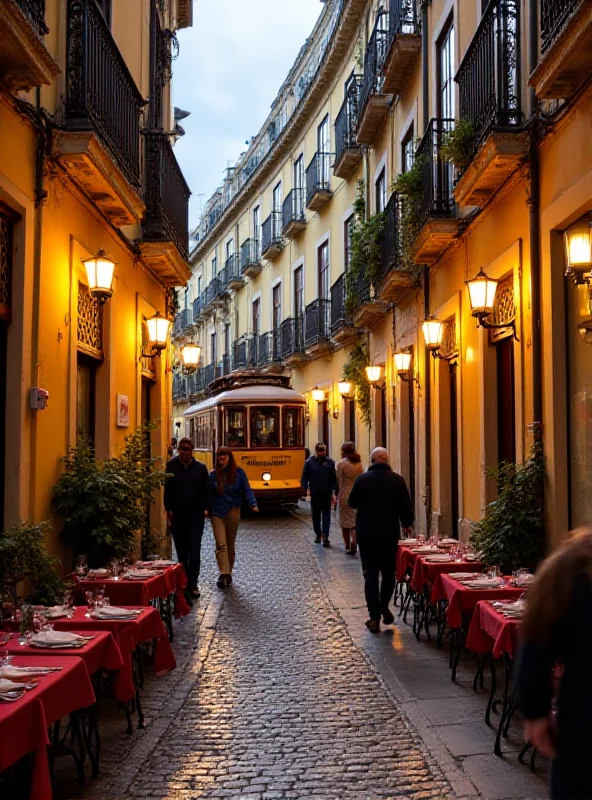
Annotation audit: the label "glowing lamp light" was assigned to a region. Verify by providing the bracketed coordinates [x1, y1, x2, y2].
[180, 343, 201, 371]
[312, 388, 326, 402]
[466, 268, 499, 317]
[262, 472, 271, 484]
[422, 317, 445, 350]
[394, 351, 412, 375]
[365, 365, 382, 383]
[146, 312, 171, 352]
[338, 380, 352, 397]
[565, 218, 592, 277]
[82, 250, 115, 303]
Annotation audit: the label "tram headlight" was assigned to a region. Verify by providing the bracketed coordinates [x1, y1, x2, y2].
[262, 472, 271, 484]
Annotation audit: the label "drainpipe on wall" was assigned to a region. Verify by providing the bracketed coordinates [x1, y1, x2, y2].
[423, 264, 431, 537]
[528, 0, 542, 439]
[421, 1, 430, 132]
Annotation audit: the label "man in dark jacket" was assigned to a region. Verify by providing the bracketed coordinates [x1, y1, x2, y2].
[301, 442, 337, 547]
[164, 437, 213, 600]
[348, 447, 413, 632]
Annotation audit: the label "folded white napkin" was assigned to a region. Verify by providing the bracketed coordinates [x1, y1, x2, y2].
[0, 666, 53, 680]
[461, 578, 501, 588]
[412, 546, 439, 554]
[123, 569, 163, 579]
[439, 538, 458, 544]
[87, 568, 109, 577]
[136, 560, 175, 568]
[449, 572, 479, 580]
[424, 555, 453, 562]
[94, 606, 142, 618]
[0, 678, 24, 693]
[31, 630, 85, 645]
[401, 539, 419, 545]
[46, 606, 67, 619]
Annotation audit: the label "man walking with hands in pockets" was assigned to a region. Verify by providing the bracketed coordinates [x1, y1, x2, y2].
[348, 447, 413, 632]
[301, 442, 337, 548]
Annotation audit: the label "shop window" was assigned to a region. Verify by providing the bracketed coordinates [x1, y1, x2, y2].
[250, 406, 280, 448]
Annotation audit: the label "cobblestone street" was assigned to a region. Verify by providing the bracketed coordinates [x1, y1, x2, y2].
[51, 512, 547, 800]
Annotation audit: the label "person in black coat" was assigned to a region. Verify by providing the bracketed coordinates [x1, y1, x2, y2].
[516, 527, 592, 799]
[164, 437, 213, 600]
[300, 442, 337, 547]
[348, 447, 413, 632]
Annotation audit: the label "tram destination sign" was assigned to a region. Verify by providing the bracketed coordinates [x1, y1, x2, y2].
[240, 455, 292, 468]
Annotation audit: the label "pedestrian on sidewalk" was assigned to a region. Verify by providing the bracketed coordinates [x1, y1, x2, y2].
[301, 442, 338, 547]
[516, 527, 592, 800]
[348, 447, 413, 632]
[210, 446, 258, 589]
[336, 442, 364, 556]
[164, 437, 213, 602]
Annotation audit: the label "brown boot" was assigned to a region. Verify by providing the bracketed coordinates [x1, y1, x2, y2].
[342, 527, 351, 552]
[349, 531, 357, 556]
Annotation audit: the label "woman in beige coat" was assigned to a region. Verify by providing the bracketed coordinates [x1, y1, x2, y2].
[336, 442, 364, 555]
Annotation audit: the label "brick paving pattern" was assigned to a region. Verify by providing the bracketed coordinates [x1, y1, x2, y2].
[52, 514, 451, 800]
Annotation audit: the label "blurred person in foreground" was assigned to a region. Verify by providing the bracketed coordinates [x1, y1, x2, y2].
[336, 442, 364, 556]
[210, 446, 258, 589]
[348, 447, 413, 633]
[300, 442, 337, 548]
[517, 527, 592, 799]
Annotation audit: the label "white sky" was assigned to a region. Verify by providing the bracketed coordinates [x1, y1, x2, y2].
[173, 0, 324, 227]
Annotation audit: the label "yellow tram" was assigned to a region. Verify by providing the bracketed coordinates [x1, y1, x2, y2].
[183, 374, 306, 508]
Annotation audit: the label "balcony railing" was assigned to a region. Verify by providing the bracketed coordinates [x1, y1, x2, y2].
[261, 211, 283, 257]
[193, 295, 204, 320]
[306, 152, 332, 208]
[416, 119, 456, 225]
[64, 0, 143, 189]
[335, 78, 362, 164]
[241, 238, 261, 273]
[172, 373, 186, 402]
[204, 277, 222, 308]
[16, 0, 49, 36]
[387, 0, 418, 40]
[541, 0, 581, 53]
[456, 0, 522, 152]
[359, 17, 389, 115]
[143, 131, 190, 258]
[232, 335, 250, 370]
[304, 299, 331, 346]
[221, 254, 240, 288]
[257, 331, 281, 366]
[280, 317, 305, 359]
[381, 191, 403, 274]
[330, 274, 351, 333]
[173, 308, 192, 337]
[282, 189, 306, 232]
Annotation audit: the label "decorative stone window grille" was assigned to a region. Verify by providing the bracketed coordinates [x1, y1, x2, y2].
[439, 319, 458, 360]
[77, 283, 103, 359]
[489, 277, 516, 343]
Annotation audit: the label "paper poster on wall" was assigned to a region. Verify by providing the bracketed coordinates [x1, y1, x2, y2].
[116, 394, 129, 428]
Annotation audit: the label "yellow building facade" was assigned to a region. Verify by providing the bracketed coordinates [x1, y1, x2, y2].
[0, 0, 192, 555]
[174, 0, 592, 548]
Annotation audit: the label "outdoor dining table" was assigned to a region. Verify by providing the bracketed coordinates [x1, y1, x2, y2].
[76, 562, 190, 640]
[0, 654, 95, 800]
[431, 573, 524, 681]
[53, 606, 176, 732]
[396, 545, 419, 582]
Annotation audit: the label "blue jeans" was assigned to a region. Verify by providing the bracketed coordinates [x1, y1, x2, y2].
[311, 494, 332, 539]
[171, 512, 205, 589]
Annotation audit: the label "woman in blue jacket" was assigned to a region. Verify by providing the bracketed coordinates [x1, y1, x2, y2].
[210, 446, 258, 589]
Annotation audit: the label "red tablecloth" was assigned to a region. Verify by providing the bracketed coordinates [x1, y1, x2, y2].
[0, 655, 95, 800]
[466, 600, 521, 659]
[54, 606, 175, 683]
[410, 557, 484, 593]
[6, 630, 125, 699]
[431, 573, 525, 629]
[396, 546, 419, 581]
[77, 563, 190, 616]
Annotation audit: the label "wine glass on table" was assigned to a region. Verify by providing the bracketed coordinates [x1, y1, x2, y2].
[76, 555, 88, 579]
[85, 590, 95, 618]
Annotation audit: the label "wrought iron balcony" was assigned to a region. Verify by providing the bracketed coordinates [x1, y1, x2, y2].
[334, 77, 363, 179]
[232, 335, 250, 370]
[261, 212, 283, 259]
[383, 0, 421, 96]
[357, 17, 390, 146]
[241, 238, 262, 277]
[306, 153, 332, 211]
[330, 274, 358, 343]
[413, 119, 461, 264]
[280, 317, 306, 363]
[192, 294, 204, 322]
[257, 331, 282, 368]
[304, 299, 333, 355]
[221, 254, 244, 292]
[194, 367, 206, 395]
[58, 0, 145, 226]
[141, 131, 191, 284]
[203, 364, 215, 388]
[204, 277, 223, 310]
[172, 373, 187, 402]
[531, 0, 592, 99]
[282, 189, 306, 238]
[454, 0, 526, 208]
[0, 0, 58, 91]
[173, 308, 192, 337]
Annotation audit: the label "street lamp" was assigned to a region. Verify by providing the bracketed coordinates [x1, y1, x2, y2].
[180, 343, 201, 372]
[338, 380, 352, 397]
[312, 388, 326, 402]
[466, 268, 498, 317]
[421, 316, 444, 351]
[365, 365, 382, 384]
[141, 312, 172, 360]
[565, 217, 592, 281]
[82, 250, 115, 303]
[394, 349, 420, 385]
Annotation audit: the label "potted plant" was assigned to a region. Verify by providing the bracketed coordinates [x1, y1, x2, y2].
[0, 521, 63, 610]
[393, 155, 427, 271]
[440, 120, 475, 173]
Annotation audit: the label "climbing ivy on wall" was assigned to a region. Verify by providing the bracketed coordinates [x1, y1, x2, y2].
[342, 340, 372, 428]
[345, 180, 386, 318]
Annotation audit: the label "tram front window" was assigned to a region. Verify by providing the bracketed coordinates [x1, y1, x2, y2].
[250, 406, 280, 447]
[225, 407, 247, 447]
[283, 407, 304, 447]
